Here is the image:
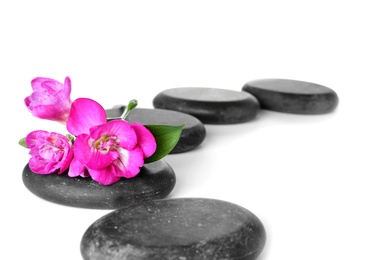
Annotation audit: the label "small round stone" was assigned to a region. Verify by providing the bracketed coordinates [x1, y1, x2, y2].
[80, 198, 266, 260]
[106, 107, 206, 153]
[152, 87, 260, 124]
[242, 78, 339, 114]
[22, 160, 176, 209]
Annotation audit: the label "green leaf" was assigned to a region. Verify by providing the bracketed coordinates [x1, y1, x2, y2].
[19, 137, 27, 148]
[144, 123, 185, 163]
[66, 134, 75, 144]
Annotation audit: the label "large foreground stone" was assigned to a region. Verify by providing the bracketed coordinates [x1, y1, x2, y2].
[22, 160, 176, 209]
[242, 78, 339, 114]
[80, 198, 266, 260]
[153, 87, 260, 124]
[106, 107, 206, 153]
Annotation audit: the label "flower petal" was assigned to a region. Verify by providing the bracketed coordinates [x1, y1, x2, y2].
[131, 123, 157, 158]
[68, 158, 88, 177]
[73, 134, 93, 164]
[66, 98, 107, 136]
[90, 120, 137, 150]
[88, 165, 121, 186]
[62, 76, 72, 99]
[86, 149, 120, 170]
[25, 130, 42, 148]
[26, 103, 69, 123]
[28, 157, 52, 174]
[113, 146, 144, 178]
[31, 77, 61, 92]
[73, 132, 119, 169]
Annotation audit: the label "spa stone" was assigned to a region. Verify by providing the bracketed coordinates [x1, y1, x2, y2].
[152, 87, 260, 124]
[242, 78, 338, 114]
[80, 198, 266, 260]
[22, 160, 176, 209]
[106, 107, 206, 153]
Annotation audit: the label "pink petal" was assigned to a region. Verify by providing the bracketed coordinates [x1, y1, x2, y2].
[31, 77, 57, 91]
[113, 147, 144, 178]
[88, 166, 121, 186]
[58, 146, 73, 174]
[90, 120, 137, 150]
[62, 76, 72, 99]
[66, 98, 107, 136]
[41, 81, 61, 93]
[88, 147, 143, 185]
[68, 158, 87, 177]
[28, 157, 52, 174]
[131, 123, 157, 158]
[86, 149, 120, 170]
[28, 104, 69, 122]
[73, 134, 93, 164]
[73, 133, 120, 169]
[25, 130, 42, 148]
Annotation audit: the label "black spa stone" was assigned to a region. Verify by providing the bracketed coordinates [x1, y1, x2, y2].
[242, 78, 339, 114]
[106, 107, 206, 153]
[22, 160, 176, 209]
[80, 198, 266, 260]
[152, 87, 260, 124]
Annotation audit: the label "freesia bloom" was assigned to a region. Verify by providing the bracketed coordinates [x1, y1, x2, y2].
[26, 130, 73, 174]
[67, 98, 156, 185]
[24, 76, 72, 124]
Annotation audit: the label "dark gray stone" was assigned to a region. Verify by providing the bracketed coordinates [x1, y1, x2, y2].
[80, 198, 266, 260]
[22, 160, 176, 209]
[106, 107, 206, 153]
[242, 78, 339, 114]
[152, 87, 260, 124]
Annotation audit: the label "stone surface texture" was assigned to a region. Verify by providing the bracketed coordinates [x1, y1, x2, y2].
[80, 198, 266, 260]
[22, 160, 176, 209]
[242, 78, 339, 114]
[106, 107, 206, 153]
[152, 87, 260, 124]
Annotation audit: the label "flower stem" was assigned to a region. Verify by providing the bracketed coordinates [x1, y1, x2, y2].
[120, 99, 138, 120]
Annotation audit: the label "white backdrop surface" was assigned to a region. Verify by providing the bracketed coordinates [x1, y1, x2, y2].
[1, 1, 389, 259]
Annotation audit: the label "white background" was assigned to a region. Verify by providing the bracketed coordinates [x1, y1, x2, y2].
[1, 1, 389, 259]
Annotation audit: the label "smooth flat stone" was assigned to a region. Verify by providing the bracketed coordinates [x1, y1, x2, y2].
[152, 87, 260, 124]
[242, 78, 339, 114]
[80, 198, 266, 260]
[22, 160, 176, 209]
[106, 107, 206, 153]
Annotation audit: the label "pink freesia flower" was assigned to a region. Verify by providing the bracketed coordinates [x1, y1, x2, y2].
[26, 130, 73, 174]
[24, 76, 72, 124]
[67, 98, 157, 185]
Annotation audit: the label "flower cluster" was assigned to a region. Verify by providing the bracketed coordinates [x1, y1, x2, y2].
[20, 77, 183, 185]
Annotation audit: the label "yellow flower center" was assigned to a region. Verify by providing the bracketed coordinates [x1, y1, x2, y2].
[93, 135, 118, 154]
